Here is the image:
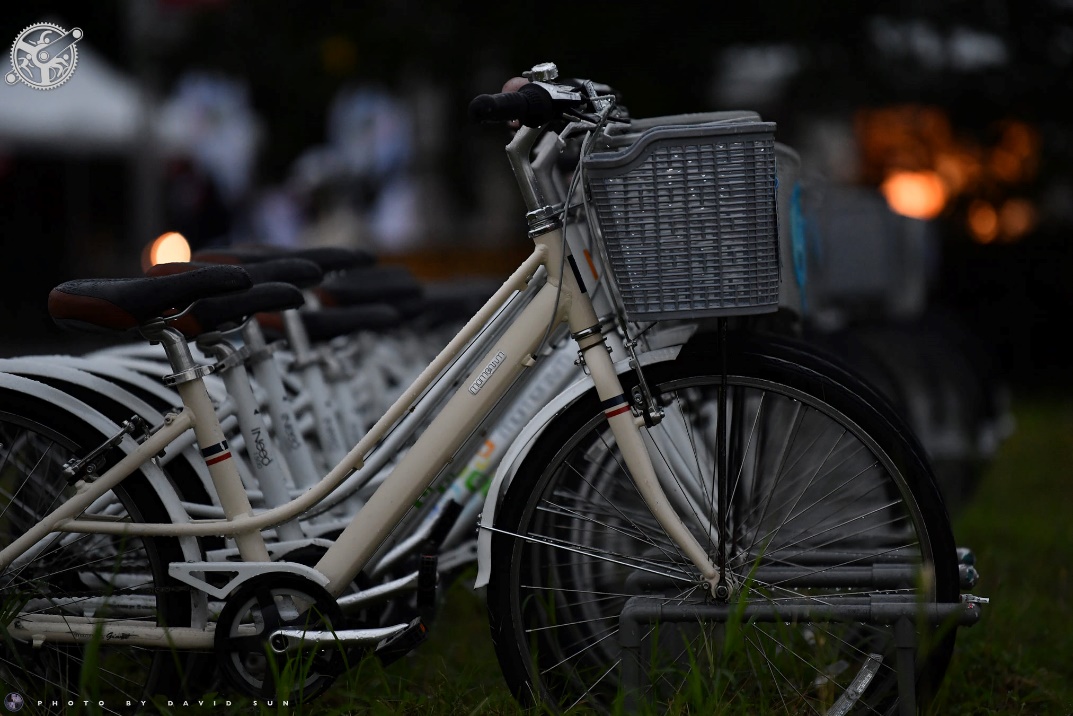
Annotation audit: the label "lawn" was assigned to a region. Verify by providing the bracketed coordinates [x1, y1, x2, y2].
[927, 392, 1073, 715]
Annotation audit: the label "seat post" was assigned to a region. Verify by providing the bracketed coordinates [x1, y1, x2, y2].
[142, 321, 273, 562]
[141, 322, 212, 381]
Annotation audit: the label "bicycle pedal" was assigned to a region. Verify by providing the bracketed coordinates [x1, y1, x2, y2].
[417, 550, 438, 614]
[374, 616, 429, 666]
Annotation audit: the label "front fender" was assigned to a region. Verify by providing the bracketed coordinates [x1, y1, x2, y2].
[473, 335, 688, 590]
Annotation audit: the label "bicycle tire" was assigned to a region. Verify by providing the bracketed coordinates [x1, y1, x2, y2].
[487, 331, 958, 714]
[0, 388, 198, 711]
[848, 318, 996, 515]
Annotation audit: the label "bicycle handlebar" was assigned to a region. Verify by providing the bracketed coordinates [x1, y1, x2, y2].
[471, 64, 621, 213]
[468, 83, 558, 127]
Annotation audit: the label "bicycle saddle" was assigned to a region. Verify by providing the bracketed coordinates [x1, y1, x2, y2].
[169, 282, 306, 339]
[149, 257, 324, 289]
[416, 279, 500, 325]
[193, 244, 375, 273]
[48, 265, 252, 333]
[256, 303, 402, 343]
[315, 265, 424, 307]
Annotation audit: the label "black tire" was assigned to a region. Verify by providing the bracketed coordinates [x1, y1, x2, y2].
[487, 331, 959, 714]
[0, 389, 197, 713]
[849, 316, 1000, 515]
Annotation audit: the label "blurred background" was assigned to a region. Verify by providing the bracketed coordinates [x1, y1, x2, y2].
[1, 0, 1070, 392]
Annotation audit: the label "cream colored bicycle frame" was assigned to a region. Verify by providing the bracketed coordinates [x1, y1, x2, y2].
[2, 222, 722, 653]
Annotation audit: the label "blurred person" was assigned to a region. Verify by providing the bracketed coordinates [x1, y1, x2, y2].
[158, 72, 263, 249]
[291, 84, 422, 253]
[245, 184, 306, 249]
[163, 156, 231, 250]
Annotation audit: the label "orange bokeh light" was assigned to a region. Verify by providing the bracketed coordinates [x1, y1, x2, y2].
[880, 170, 948, 220]
[141, 232, 191, 272]
[989, 147, 1023, 184]
[1000, 120, 1039, 160]
[151, 232, 190, 265]
[855, 107, 1041, 246]
[999, 198, 1037, 241]
[968, 200, 999, 244]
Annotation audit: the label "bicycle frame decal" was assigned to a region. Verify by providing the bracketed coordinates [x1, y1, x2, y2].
[600, 392, 630, 418]
[468, 351, 506, 395]
[201, 439, 232, 465]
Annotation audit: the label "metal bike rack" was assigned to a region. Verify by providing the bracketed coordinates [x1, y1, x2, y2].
[618, 595, 982, 715]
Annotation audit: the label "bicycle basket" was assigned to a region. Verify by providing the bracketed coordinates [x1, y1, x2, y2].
[583, 116, 780, 322]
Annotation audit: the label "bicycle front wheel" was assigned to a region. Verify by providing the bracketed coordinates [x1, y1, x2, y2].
[487, 333, 959, 714]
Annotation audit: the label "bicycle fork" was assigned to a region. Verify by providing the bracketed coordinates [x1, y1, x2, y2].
[553, 244, 724, 597]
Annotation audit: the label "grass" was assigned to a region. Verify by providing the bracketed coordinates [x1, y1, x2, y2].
[927, 391, 1073, 716]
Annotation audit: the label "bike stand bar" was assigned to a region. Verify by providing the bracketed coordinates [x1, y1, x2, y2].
[620, 599, 714, 712]
[269, 622, 411, 653]
[337, 570, 419, 612]
[618, 596, 981, 710]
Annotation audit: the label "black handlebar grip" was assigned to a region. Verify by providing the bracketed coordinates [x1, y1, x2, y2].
[468, 83, 556, 127]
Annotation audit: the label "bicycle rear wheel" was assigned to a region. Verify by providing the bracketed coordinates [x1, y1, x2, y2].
[487, 332, 959, 714]
[0, 388, 196, 711]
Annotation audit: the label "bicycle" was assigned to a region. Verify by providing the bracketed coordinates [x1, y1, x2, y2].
[0, 62, 984, 715]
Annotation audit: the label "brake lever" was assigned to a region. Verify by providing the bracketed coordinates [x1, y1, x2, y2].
[530, 80, 585, 104]
[558, 117, 601, 142]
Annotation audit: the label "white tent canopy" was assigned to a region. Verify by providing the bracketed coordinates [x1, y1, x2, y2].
[0, 43, 174, 154]
[1, 42, 262, 205]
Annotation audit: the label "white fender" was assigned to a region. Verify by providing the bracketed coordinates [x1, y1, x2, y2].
[36, 353, 183, 406]
[0, 356, 170, 424]
[0, 355, 227, 497]
[88, 341, 174, 362]
[0, 372, 203, 565]
[473, 336, 689, 590]
[88, 353, 232, 405]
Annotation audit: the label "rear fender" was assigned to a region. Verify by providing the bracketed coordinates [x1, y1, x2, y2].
[0, 372, 203, 565]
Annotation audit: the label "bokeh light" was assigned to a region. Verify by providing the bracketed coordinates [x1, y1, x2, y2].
[880, 170, 948, 219]
[999, 198, 1037, 241]
[141, 232, 191, 272]
[968, 200, 999, 244]
[855, 107, 1041, 244]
